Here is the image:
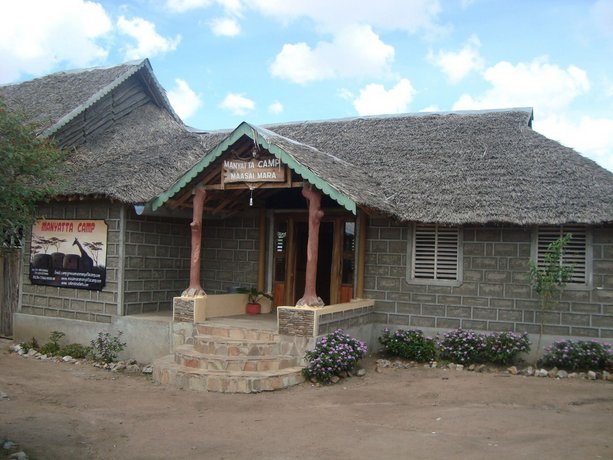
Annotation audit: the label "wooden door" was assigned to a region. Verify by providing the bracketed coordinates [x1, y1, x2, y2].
[272, 215, 355, 306]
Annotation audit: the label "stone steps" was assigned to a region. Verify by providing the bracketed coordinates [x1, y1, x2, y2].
[196, 324, 279, 342]
[175, 345, 299, 371]
[153, 323, 305, 393]
[194, 336, 281, 356]
[154, 356, 304, 393]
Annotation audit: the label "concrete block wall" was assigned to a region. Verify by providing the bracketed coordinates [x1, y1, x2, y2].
[200, 212, 260, 294]
[318, 305, 374, 335]
[123, 211, 191, 315]
[365, 219, 613, 339]
[20, 200, 122, 323]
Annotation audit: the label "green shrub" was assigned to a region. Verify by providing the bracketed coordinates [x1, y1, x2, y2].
[89, 331, 126, 363]
[378, 328, 437, 362]
[303, 329, 368, 383]
[39, 331, 66, 356]
[541, 340, 612, 371]
[19, 337, 39, 353]
[59, 343, 91, 359]
[485, 331, 531, 365]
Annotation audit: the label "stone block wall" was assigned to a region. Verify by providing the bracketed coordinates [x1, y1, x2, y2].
[365, 219, 613, 339]
[278, 307, 315, 336]
[20, 200, 122, 323]
[123, 212, 191, 315]
[200, 212, 260, 294]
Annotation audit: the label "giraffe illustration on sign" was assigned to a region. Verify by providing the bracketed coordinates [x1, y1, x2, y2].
[73, 238, 94, 272]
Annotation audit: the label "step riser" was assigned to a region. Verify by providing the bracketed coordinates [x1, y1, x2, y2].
[175, 352, 299, 372]
[196, 325, 278, 342]
[153, 361, 304, 393]
[194, 340, 280, 356]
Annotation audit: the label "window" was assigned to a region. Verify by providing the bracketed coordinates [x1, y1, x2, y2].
[410, 223, 461, 283]
[535, 225, 589, 285]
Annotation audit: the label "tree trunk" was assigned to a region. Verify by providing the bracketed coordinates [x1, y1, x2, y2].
[0, 249, 20, 337]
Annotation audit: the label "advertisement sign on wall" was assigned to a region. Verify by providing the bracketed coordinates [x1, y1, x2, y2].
[29, 220, 108, 291]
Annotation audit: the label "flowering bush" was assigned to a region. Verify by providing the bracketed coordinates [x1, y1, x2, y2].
[378, 328, 437, 362]
[439, 329, 488, 364]
[541, 340, 612, 371]
[485, 331, 531, 365]
[303, 329, 368, 383]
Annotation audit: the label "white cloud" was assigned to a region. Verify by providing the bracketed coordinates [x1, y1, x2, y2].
[453, 57, 590, 117]
[251, 0, 442, 34]
[536, 115, 613, 172]
[428, 35, 484, 83]
[167, 79, 202, 120]
[220, 93, 255, 115]
[210, 17, 241, 36]
[420, 105, 439, 112]
[270, 24, 394, 84]
[268, 101, 283, 114]
[166, 0, 212, 12]
[0, 0, 112, 83]
[452, 56, 612, 172]
[337, 88, 354, 101]
[166, 0, 241, 15]
[117, 16, 181, 60]
[353, 79, 415, 116]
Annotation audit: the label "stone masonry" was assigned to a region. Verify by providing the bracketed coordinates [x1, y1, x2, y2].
[364, 219, 613, 339]
[123, 212, 190, 315]
[200, 212, 260, 294]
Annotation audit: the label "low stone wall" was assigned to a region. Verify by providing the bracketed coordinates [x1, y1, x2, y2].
[277, 300, 375, 337]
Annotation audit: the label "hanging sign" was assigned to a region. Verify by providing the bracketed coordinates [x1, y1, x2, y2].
[29, 219, 108, 291]
[223, 155, 286, 184]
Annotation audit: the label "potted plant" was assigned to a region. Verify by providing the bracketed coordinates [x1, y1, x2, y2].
[241, 288, 273, 315]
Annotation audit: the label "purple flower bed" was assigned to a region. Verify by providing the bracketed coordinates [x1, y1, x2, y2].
[303, 329, 368, 383]
[541, 340, 612, 371]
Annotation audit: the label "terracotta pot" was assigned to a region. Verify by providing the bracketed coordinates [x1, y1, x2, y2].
[246, 303, 261, 315]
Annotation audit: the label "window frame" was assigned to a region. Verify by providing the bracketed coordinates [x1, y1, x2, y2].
[531, 225, 592, 290]
[407, 223, 463, 286]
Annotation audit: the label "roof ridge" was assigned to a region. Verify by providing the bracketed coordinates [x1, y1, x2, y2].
[41, 59, 150, 137]
[260, 107, 534, 130]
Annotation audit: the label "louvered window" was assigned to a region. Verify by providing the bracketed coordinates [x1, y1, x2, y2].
[536, 225, 588, 284]
[411, 224, 460, 281]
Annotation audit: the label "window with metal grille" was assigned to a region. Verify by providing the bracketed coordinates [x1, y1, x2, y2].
[411, 223, 460, 281]
[536, 225, 588, 285]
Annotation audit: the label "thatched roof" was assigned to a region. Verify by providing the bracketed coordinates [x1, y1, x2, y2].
[61, 102, 220, 203]
[3, 60, 612, 225]
[0, 60, 204, 203]
[249, 110, 613, 225]
[254, 125, 396, 215]
[0, 60, 179, 136]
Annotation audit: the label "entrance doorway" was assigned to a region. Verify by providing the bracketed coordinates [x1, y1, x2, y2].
[272, 214, 355, 307]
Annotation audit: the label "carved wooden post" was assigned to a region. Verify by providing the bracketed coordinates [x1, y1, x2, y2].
[182, 187, 206, 297]
[296, 183, 325, 307]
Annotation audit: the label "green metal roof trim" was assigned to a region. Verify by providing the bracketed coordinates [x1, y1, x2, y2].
[42, 59, 181, 137]
[149, 122, 357, 214]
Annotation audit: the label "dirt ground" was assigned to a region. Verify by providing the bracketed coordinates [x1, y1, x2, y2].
[0, 339, 611, 460]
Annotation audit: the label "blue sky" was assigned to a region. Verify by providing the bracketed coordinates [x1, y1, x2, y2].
[2, 0, 613, 171]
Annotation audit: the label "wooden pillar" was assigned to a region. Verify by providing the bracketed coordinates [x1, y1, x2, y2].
[182, 187, 206, 297]
[296, 184, 325, 307]
[257, 208, 266, 292]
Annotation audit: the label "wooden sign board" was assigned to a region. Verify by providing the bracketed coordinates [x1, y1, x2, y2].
[29, 219, 108, 291]
[223, 155, 286, 184]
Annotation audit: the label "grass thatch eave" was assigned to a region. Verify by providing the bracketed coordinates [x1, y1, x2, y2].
[56, 102, 213, 204]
